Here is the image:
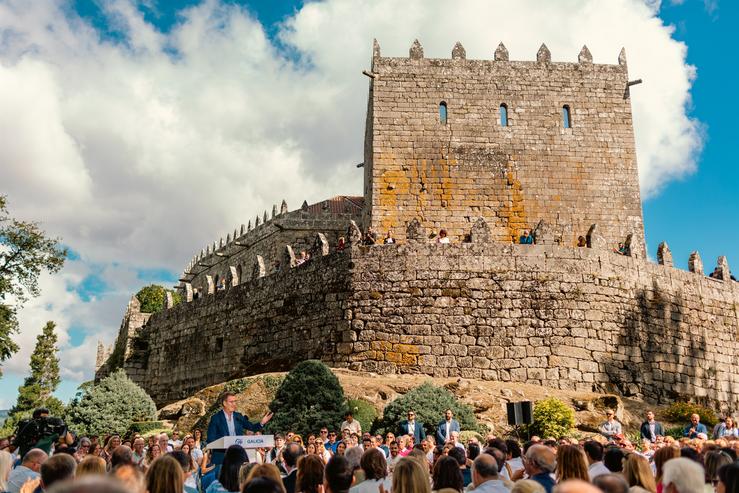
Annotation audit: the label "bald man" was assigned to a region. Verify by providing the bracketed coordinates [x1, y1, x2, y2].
[471, 453, 508, 493]
[524, 445, 557, 493]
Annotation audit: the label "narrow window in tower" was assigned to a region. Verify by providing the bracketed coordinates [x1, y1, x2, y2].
[500, 104, 508, 126]
[562, 105, 572, 129]
[439, 102, 448, 125]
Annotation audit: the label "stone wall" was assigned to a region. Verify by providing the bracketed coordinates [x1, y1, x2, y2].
[113, 229, 739, 410]
[363, 41, 644, 253]
[339, 242, 738, 409]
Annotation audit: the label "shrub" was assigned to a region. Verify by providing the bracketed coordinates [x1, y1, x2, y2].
[526, 398, 575, 439]
[459, 430, 483, 445]
[347, 399, 378, 433]
[135, 285, 181, 313]
[663, 402, 717, 428]
[128, 421, 165, 435]
[664, 426, 685, 439]
[374, 382, 479, 437]
[65, 369, 157, 436]
[266, 360, 347, 437]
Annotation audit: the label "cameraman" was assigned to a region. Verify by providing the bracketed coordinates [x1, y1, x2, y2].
[13, 408, 75, 458]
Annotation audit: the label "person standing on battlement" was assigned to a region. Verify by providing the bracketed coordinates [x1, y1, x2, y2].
[383, 231, 395, 244]
[519, 230, 533, 244]
[436, 229, 450, 244]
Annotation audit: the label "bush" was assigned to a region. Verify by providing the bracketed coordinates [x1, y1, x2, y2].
[135, 285, 181, 313]
[664, 426, 685, 439]
[663, 402, 717, 428]
[527, 398, 575, 439]
[347, 399, 378, 433]
[65, 369, 157, 436]
[374, 382, 479, 437]
[128, 421, 165, 435]
[459, 430, 483, 445]
[266, 360, 347, 437]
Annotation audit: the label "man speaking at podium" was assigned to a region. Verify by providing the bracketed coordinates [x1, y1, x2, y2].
[207, 391, 274, 468]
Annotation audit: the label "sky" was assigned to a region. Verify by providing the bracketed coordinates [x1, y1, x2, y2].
[0, 0, 736, 409]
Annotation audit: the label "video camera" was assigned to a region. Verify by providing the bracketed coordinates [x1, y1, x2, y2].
[14, 415, 70, 456]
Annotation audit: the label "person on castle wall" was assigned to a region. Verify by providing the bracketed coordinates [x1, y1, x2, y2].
[363, 228, 377, 245]
[383, 231, 395, 244]
[337, 237, 346, 252]
[272, 260, 281, 273]
[683, 414, 708, 439]
[206, 391, 273, 471]
[614, 243, 628, 255]
[436, 229, 451, 244]
[519, 230, 533, 244]
[577, 236, 587, 247]
[598, 409, 622, 440]
[397, 410, 426, 443]
[216, 277, 226, 291]
[296, 251, 308, 266]
[640, 411, 665, 443]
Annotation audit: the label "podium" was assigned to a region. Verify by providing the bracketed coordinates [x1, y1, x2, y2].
[206, 435, 275, 463]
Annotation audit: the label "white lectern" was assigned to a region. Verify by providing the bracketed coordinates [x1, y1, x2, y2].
[206, 435, 275, 463]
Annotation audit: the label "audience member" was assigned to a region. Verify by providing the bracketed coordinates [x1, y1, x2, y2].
[244, 464, 284, 493]
[208, 445, 248, 493]
[600, 410, 623, 440]
[511, 480, 545, 493]
[8, 449, 47, 493]
[281, 442, 304, 493]
[470, 453, 509, 493]
[523, 445, 556, 493]
[349, 448, 390, 493]
[683, 415, 708, 439]
[432, 455, 464, 493]
[0, 450, 13, 493]
[323, 456, 353, 493]
[110, 463, 146, 493]
[593, 474, 630, 493]
[603, 447, 625, 473]
[391, 457, 431, 493]
[555, 445, 589, 483]
[662, 458, 704, 493]
[296, 455, 323, 493]
[622, 453, 657, 493]
[716, 463, 739, 493]
[75, 456, 106, 478]
[39, 453, 77, 492]
[146, 455, 185, 493]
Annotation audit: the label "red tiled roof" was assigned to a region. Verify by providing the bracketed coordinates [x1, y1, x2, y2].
[305, 196, 364, 215]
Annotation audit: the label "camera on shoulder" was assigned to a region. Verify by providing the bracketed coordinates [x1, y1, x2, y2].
[13, 408, 70, 456]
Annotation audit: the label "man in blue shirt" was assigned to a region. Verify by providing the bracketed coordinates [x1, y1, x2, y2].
[524, 445, 556, 493]
[519, 230, 533, 244]
[683, 414, 708, 438]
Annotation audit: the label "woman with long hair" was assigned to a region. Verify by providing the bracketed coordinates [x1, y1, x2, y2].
[76, 456, 107, 478]
[623, 453, 657, 493]
[146, 455, 185, 493]
[555, 445, 589, 483]
[432, 456, 464, 493]
[335, 442, 347, 456]
[654, 446, 680, 493]
[705, 451, 733, 492]
[296, 455, 324, 493]
[392, 457, 431, 493]
[0, 450, 13, 493]
[146, 443, 162, 467]
[100, 434, 121, 464]
[245, 464, 285, 493]
[716, 462, 739, 493]
[193, 429, 203, 450]
[207, 445, 249, 493]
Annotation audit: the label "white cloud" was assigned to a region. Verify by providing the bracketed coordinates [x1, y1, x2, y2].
[0, 0, 703, 394]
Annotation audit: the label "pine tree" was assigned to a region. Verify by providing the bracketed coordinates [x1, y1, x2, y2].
[13, 321, 61, 413]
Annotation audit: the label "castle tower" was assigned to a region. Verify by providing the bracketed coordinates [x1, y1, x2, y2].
[363, 40, 644, 251]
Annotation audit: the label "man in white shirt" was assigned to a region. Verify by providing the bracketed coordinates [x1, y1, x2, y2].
[584, 440, 610, 480]
[340, 412, 362, 436]
[436, 409, 461, 444]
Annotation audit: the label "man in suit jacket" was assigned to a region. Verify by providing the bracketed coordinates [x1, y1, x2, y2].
[281, 441, 304, 493]
[206, 391, 273, 466]
[397, 410, 426, 443]
[640, 411, 665, 442]
[436, 409, 461, 444]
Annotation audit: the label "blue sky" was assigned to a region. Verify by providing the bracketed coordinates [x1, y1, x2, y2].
[0, 0, 736, 410]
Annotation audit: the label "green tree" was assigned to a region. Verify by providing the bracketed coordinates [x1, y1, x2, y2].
[135, 285, 181, 313]
[2, 321, 64, 435]
[266, 360, 347, 437]
[374, 382, 479, 436]
[0, 195, 67, 373]
[65, 369, 157, 436]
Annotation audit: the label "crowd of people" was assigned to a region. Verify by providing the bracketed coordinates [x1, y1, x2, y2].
[1, 402, 738, 493]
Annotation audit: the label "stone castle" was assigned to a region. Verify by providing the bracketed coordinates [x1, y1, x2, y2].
[97, 40, 739, 410]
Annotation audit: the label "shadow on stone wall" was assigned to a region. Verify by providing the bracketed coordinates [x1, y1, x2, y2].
[604, 279, 714, 406]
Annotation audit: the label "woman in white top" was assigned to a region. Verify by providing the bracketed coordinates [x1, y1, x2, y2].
[349, 448, 392, 493]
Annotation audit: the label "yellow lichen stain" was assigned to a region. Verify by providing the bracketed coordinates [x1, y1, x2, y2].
[502, 167, 528, 242]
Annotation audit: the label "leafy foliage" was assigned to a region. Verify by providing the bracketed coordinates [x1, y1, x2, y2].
[459, 430, 483, 444]
[0, 195, 67, 372]
[14, 321, 60, 409]
[527, 397, 576, 438]
[128, 421, 165, 435]
[2, 321, 63, 434]
[347, 399, 378, 433]
[373, 382, 479, 436]
[663, 402, 717, 427]
[135, 284, 181, 313]
[266, 360, 347, 437]
[65, 369, 157, 436]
